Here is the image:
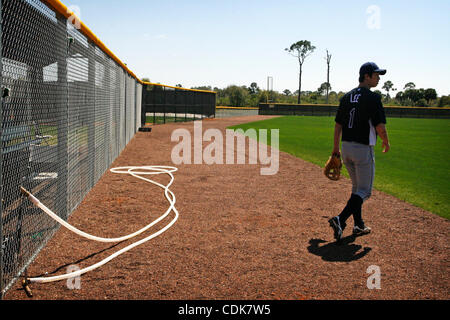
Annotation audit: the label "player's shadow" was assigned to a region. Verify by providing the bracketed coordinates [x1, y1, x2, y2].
[307, 236, 372, 262]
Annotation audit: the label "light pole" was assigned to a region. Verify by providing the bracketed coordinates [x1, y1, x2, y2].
[267, 76, 273, 103]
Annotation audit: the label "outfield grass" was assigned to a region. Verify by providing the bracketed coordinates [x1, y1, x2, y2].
[229, 116, 450, 219]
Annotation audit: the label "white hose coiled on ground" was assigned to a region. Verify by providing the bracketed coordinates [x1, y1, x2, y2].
[22, 166, 179, 284]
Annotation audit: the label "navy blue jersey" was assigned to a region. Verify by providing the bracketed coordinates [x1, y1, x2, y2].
[335, 87, 386, 146]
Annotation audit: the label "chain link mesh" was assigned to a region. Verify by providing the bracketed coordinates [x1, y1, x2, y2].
[0, 0, 141, 297]
[0, 0, 216, 298]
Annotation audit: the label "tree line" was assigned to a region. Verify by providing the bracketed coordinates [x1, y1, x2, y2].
[143, 39, 450, 108]
[185, 82, 450, 108]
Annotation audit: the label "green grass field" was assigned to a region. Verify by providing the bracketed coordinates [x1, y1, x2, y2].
[229, 116, 450, 219]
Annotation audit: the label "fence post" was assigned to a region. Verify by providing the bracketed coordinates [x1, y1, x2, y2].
[152, 86, 156, 124]
[56, 12, 69, 221]
[0, 0, 3, 299]
[213, 93, 216, 118]
[135, 82, 138, 132]
[193, 92, 196, 121]
[116, 68, 120, 158]
[185, 91, 187, 122]
[141, 84, 147, 127]
[88, 41, 95, 190]
[174, 89, 177, 123]
[124, 75, 128, 141]
[163, 87, 166, 124]
[104, 62, 111, 169]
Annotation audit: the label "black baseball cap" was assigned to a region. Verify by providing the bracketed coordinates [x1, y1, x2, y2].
[359, 62, 387, 76]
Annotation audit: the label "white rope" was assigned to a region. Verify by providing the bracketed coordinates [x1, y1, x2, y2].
[23, 166, 179, 284]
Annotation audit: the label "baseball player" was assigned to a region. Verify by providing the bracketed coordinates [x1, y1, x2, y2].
[329, 62, 390, 241]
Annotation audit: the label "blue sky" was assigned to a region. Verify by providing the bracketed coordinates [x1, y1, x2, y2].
[66, 0, 450, 96]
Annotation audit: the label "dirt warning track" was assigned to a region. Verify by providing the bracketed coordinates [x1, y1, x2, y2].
[5, 116, 449, 300]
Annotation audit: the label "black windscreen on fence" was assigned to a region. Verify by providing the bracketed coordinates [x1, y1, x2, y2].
[142, 84, 216, 124]
[259, 103, 450, 118]
[0, 0, 142, 297]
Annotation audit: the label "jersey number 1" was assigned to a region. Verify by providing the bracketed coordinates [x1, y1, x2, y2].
[349, 108, 356, 128]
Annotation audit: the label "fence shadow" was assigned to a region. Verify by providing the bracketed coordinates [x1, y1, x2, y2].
[307, 236, 372, 262]
[30, 241, 125, 278]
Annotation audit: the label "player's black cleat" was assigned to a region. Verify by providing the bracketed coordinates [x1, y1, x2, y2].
[353, 225, 371, 236]
[329, 216, 343, 241]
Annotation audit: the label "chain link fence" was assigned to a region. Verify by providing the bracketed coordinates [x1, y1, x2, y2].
[0, 0, 141, 297]
[215, 107, 259, 119]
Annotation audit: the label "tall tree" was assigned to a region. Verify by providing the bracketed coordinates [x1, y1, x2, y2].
[224, 85, 248, 107]
[404, 82, 416, 90]
[285, 40, 316, 104]
[325, 50, 332, 104]
[424, 88, 437, 104]
[403, 88, 425, 104]
[248, 82, 259, 94]
[318, 82, 332, 96]
[438, 95, 450, 107]
[382, 80, 396, 101]
[395, 91, 404, 104]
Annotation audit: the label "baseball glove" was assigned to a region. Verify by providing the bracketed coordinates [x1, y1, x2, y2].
[324, 154, 342, 181]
